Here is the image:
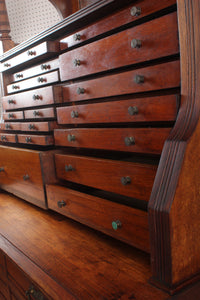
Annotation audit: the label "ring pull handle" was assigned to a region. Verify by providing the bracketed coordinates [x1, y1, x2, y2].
[121, 176, 131, 185]
[67, 134, 76, 142]
[57, 200, 67, 208]
[25, 137, 32, 143]
[23, 174, 30, 181]
[130, 6, 141, 17]
[27, 50, 36, 56]
[73, 33, 81, 41]
[73, 59, 81, 67]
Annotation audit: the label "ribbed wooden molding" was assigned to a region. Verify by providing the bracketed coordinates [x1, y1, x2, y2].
[0, 0, 15, 53]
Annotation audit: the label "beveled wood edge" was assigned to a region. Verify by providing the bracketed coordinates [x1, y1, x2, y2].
[148, 0, 200, 292]
[0, 0, 132, 62]
[0, 233, 76, 300]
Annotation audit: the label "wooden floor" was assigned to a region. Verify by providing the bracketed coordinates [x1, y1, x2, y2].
[0, 191, 199, 300]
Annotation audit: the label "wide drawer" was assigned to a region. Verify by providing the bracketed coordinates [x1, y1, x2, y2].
[0, 122, 21, 131]
[2, 86, 62, 111]
[21, 121, 58, 132]
[60, 12, 179, 81]
[46, 184, 150, 252]
[55, 154, 157, 201]
[7, 70, 59, 94]
[17, 134, 54, 146]
[0, 146, 53, 208]
[0, 133, 17, 144]
[12, 58, 59, 82]
[24, 107, 55, 120]
[54, 128, 171, 154]
[1, 41, 60, 72]
[3, 111, 24, 121]
[60, 0, 176, 50]
[57, 95, 178, 125]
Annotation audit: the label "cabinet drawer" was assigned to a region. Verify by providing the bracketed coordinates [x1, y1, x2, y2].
[46, 184, 150, 252]
[7, 71, 59, 94]
[0, 146, 47, 208]
[57, 95, 178, 125]
[2, 86, 62, 111]
[54, 128, 171, 155]
[17, 134, 54, 146]
[55, 154, 157, 201]
[21, 121, 58, 132]
[61, 61, 180, 102]
[0, 122, 21, 131]
[60, 12, 178, 81]
[12, 58, 59, 82]
[60, 0, 176, 50]
[3, 111, 24, 121]
[0, 133, 17, 144]
[24, 107, 55, 120]
[1, 41, 59, 72]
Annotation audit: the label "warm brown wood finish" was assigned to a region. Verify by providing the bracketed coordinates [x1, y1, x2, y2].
[2, 86, 62, 110]
[3, 111, 23, 121]
[61, 61, 180, 102]
[24, 107, 55, 120]
[7, 70, 59, 94]
[57, 95, 178, 125]
[55, 154, 157, 201]
[17, 134, 54, 146]
[60, 12, 179, 81]
[0, 133, 16, 144]
[54, 127, 171, 154]
[0, 122, 21, 131]
[21, 121, 58, 132]
[12, 58, 59, 82]
[47, 184, 150, 252]
[0, 41, 60, 72]
[60, 0, 176, 50]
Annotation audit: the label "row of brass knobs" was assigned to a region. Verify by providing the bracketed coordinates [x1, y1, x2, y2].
[67, 134, 135, 146]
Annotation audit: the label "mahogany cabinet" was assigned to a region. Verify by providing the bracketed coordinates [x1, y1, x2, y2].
[0, 0, 200, 298]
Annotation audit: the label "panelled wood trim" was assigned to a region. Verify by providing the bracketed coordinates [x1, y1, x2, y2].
[148, 0, 200, 293]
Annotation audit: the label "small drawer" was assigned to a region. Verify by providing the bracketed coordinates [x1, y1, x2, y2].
[7, 71, 59, 94]
[46, 184, 150, 252]
[21, 121, 58, 132]
[57, 95, 178, 125]
[61, 61, 180, 102]
[60, 12, 179, 81]
[0, 122, 21, 131]
[17, 134, 54, 146]
[0, 146, 54, 208]
[60, 0, 176, 50]
[0, 133, 17, 144]
[12, 58, 59, 82]
[3, 111, 24, 121]
[24, 107, 55, 120]
[54, 127, 171, 155]
[1, 41, 60, 72]
[55, 154, 157, 201]
[2, 86, 62, 111]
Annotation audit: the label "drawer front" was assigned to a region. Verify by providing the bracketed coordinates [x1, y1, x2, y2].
[0, 146, 46, 208]
[3, 111, 24, 121]
[3, 86, 62, 111]
[57, 95, 178, 125]
[7, 71, 59, 94]
[54, 128, 171, 155]
[55, 154, 157, 201]
[46, 184, 150, 252]
[12, 58, 59, 82]
[21, 121, 58, 132]
[60, 12, 179, 81]
[60, 0, 176, 50]
[0, 133, 17, 144]
[0, 122, 21, 131]
[1, 41, 59, 72]
[17, 134, 54, 146]
[24, 107, 55, 120]
[61, 61, 180, 102]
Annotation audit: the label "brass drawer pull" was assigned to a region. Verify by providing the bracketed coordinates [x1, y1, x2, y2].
[112, 220, 122, 230]
[124, 136, 135, 146]
[4, 63, 11, 67]
[25, 284, 44, 300]
[8, 99, 15, 104]
[57, 200, 66, 208]
[77, 87, 85, 95]
[65, 164, 74, 172]
[27, 50, 36, 56]
[121, 176, 131, 185]
[130, 6, 141, 17]
[8, 113, 14, 119]
[37, 77, 46, 83]
[33, 111, 40, 116]
[1, 136, 7, 141]
[67, 134, 76, 142]
[131, 39, 142, 49]
[0, 167, 4, 172]
[12, 85, 20, 90]
[128, 106, 138, 116]
[23, 174, 30, 181]
[134, 75, 144, 84]
[33, 94, 41, 100]
[5, 124, 11, 129]
[25, 137, 32, 143]
[73, 33, 81, 41]
[41, 64, 50, 70]
[28, 124, 35, 130]
[71, 111, 79, 118]
[73, 59, 81, 67]
[15, 73, 23, 79]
